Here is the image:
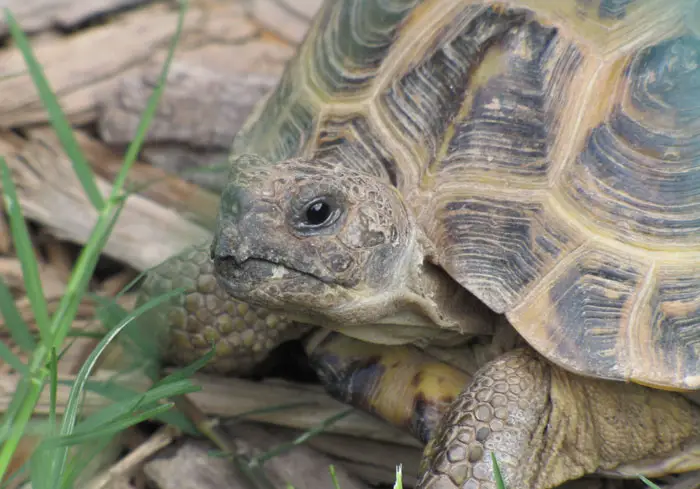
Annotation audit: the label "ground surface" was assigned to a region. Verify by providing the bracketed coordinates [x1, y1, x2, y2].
[0, 2, 697, 489]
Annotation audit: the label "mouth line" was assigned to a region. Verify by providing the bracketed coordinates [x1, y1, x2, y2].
[222, 256, 333, 285]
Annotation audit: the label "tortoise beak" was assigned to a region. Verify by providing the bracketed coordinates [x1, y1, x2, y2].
[211, 182, 281, 269]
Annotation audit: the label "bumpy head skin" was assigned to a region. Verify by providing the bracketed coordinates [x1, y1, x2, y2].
[212, 155, 411, 323]
[212, 155, 493, 344]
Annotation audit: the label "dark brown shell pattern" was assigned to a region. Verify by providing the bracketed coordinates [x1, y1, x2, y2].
[231, 0, 700, 390]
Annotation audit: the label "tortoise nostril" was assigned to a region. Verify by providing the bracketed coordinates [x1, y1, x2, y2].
[211, 225, 242, 264]
[220, 185, 254, 221]
[209, 237, 217, 261]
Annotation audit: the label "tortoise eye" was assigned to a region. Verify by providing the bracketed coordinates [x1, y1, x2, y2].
[297, 197, 341, 231]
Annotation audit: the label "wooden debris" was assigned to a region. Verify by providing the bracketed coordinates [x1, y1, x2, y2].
[85, 425, 182, 489]
[0, 213, 11, 253]
[276, 427, 422, 486]
[0, 128, 212, 272]
[143, 424, 369, 489]
[0, 0, 300, 127]
[99, 61, 278, 149]
[0, 0, 153, 36]
[245, 0, 324, 44]
[97, 61, 278, 190]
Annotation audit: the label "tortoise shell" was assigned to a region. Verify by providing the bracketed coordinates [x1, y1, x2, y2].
[231, 0, 700, 390]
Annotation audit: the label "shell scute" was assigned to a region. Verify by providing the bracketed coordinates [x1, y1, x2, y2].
[230, 0, 700, 387]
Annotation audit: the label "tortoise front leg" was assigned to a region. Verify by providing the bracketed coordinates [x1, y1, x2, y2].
[418, 348, 700, 489]
[137, 241, 310, 375]
[134, 241, 311, 458]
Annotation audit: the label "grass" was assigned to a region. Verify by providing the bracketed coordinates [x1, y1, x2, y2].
[0, 2, 201, 487]
[0, 2, 679, 489]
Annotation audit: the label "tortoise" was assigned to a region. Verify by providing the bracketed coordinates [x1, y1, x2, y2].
[139, 0, 700, 488]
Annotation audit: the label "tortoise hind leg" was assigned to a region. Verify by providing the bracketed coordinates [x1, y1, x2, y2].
[418, 348, 700, 489]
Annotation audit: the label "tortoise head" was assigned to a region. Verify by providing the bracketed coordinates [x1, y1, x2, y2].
[211, 154, 421, 332]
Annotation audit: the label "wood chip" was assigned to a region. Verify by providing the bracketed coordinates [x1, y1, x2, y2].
[181, 372, 421, 448]
[143, 425, 369, 489]
[1, 128, 212, 272]
[99, 61, 277, 148]
[0, 0, 153, 35]
[0, 0, 294, 128]
[96, 61, 277, 189]
[85, 425, 181, 489]
[273, 426, 422, 486]
[0, 212, 11, 253]
[245, 0, 321, 44]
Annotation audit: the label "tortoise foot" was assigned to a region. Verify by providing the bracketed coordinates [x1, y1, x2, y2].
[417, 348, 700, 489]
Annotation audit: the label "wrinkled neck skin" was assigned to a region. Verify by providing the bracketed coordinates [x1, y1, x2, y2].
[312, 227, 495, 347]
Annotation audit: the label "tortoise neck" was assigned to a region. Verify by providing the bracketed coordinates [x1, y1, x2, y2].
[403, 253, 496, 341]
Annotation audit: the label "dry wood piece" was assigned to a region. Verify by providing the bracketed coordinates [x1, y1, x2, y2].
[62, 129, 221, 230]
[245, 0, 323, 44]
[274, 427, 422, 486]
[85, 425, 181, 489]
[181, 372, 420, 448]
[97, 61, 278, 190]
[143, 424, 369, 489]
[99, 62, 277, 149]
[0, 128, 212, 272]
[0, 212, 11, 253]
[0, 0, 299, 128]
[0, 0, 153, 35]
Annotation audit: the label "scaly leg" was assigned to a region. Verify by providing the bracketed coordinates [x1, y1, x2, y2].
[135, 242, 310, 460]
[137, 241, 309, 375]
[418, 348, 700, 489]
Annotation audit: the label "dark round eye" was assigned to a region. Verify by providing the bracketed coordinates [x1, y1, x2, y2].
[299, 197, 340, 230]
[306, 200, 331, 225]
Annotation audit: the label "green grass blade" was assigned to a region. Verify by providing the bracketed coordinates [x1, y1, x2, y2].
[0, 375, 30, 443]
[47, 348, 58, 485]
[393, 465, 403, 489]
[0, 375, 46, 479]
[154, 346, 215, 386]
[639, 476, 661, 489]
[0, 340, 28, 376]
[50, 288, 186, 480]
[66, 379, 198, 434]
[249, 408, 354, 466]
[79, 380, 198, 434]
[59, 436, 114, 489]
[49, 205, 122, 354]
[90, 293, 163, 380]
[0, 158, 51, 343]
[491, 453, 507, 489]
[30, 444, 54, 489]
[329, 465, 341, 489]
[0, 277, 36, 352]
[3, 9, 104, 211]
[46, 403, 175, 448]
